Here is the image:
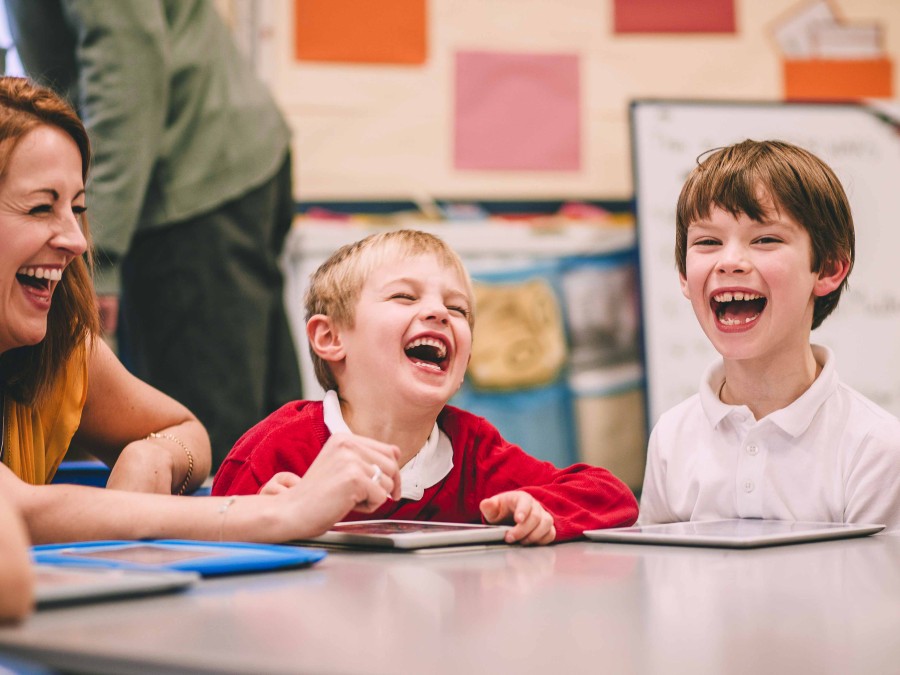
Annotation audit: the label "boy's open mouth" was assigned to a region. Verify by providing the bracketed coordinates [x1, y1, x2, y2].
[711, 291, 767, 326]
[404, 336, 449, 372]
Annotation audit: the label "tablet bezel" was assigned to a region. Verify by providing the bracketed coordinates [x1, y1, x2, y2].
[583, 519, 885, 549]
[304, 519, 511, 549]
[34, 565, 198, 608]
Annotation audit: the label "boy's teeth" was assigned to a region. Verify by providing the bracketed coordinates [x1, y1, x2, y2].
[719, 313, 760, 326]
[714, 291, 761, 302]
[405, 337, 447, 358]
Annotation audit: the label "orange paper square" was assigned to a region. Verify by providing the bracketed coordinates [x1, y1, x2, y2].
[784, 58, 893, 101]
[294, 0, 426, 65]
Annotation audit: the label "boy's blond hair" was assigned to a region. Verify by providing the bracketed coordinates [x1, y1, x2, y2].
[305, 229, 475, 392]
[675, 139, 855, 330]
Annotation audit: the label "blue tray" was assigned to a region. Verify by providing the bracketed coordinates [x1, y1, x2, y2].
[33, 540, 326, 577]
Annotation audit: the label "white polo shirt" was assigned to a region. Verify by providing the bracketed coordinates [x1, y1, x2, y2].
[639, 345, 900, 531]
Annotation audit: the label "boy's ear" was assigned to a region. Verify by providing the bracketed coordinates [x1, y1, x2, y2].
[679, 273, 690, 300]
[306, 314, 345, 362]
[813, 258, 851, 297]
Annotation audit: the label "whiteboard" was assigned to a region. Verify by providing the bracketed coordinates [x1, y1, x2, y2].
[632, 100, 900, 426]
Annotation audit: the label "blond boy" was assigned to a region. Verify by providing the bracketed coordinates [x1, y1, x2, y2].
[214, 230, 638, 543]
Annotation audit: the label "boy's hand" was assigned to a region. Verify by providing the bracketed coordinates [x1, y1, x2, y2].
[259, 472, 303, 496]
[480, 491, 556, 545]
[304, 433, 402, 512]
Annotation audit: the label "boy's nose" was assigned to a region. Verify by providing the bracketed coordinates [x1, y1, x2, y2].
[421, 300, 450, 324]
[717, 243, 749, 274]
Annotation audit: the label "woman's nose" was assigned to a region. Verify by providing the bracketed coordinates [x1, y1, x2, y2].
[51, 212, 88, 256]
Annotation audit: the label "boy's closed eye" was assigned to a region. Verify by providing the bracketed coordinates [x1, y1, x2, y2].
[389, 292, 415, 301]
[447, 305, 469, 318]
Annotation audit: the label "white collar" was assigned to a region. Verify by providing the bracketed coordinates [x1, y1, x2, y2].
[322, 391, 453, 500]
[699, 344, 838, 436]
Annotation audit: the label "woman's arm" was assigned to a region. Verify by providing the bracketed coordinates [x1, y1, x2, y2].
[3, 431, 400, 544]
[0, 492, 35, 623]
[72, 336, 211, 494]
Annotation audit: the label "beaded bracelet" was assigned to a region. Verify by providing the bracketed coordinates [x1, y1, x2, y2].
[146, 432, 194, 495]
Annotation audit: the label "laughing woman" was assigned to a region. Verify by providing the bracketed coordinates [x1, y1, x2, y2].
[0, 76, 401, 549]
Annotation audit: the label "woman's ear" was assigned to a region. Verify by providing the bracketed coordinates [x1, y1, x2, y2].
[306, 314, 345, 362]
[814, 257, 851, 297]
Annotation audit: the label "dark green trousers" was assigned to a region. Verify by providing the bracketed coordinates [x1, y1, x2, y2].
[120, 157, 301, 469]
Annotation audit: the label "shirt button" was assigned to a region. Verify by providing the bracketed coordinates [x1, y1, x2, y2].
[743, 480, 755, 493]
[746, 444, 759, 456]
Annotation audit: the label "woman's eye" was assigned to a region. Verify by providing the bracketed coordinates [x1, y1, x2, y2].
[72, 206, 87, 215]
[28, 204, 52, 215]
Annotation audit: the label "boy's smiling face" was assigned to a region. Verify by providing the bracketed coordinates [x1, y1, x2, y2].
[335, 253, 473, 410]
[680, 202, 843, 364]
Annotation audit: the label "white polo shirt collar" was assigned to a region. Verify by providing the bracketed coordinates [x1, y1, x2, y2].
[699, 344, 838, 437]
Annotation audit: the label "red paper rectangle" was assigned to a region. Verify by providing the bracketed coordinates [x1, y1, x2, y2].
[614, 0, 736, 34]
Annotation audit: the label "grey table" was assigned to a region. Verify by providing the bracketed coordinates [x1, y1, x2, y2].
[1, 536, 899, 675]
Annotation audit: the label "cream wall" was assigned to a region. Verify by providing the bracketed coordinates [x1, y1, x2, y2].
[234, 0, 900, 200]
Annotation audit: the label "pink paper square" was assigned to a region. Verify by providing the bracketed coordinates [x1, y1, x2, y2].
[454, 51, 581, 171]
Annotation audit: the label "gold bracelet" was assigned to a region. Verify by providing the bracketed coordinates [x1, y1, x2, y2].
[218, 497, 237, 542]
[146, 432, 194, 495]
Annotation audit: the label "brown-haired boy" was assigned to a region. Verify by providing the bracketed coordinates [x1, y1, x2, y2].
[640, 140, 900, 529]
[213, 229, 638, 543]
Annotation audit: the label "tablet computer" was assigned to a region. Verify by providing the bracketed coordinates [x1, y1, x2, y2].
[32, 540, 327, 577]
[583, 519, 885, 549]
[35, 565, 198, 608]
[300, 520, 511, 550]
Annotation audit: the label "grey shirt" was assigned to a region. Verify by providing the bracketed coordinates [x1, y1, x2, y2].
[5, 0, 291, 292]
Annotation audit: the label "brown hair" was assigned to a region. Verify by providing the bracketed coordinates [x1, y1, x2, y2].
[0, 76, 99, 404]
[305, 229, 474, 392]
[675, 139, 854, 330]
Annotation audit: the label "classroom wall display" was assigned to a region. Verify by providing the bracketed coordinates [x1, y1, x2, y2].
[772, 0, 892, 100]
[632, 99, 900, 428]
[612, 0, 736, 34]
[468, 276, 568, 390]
[454, 51, 581, 171]
[293, 0, 427, 64]
[229, 1, 900, 200]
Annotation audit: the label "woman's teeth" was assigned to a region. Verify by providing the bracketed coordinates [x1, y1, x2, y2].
[17, 267, 62, 281]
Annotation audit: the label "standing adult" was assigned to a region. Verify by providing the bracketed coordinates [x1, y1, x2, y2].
[5, 0, 302, 467]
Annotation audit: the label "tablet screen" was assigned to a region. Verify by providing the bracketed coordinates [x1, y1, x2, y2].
[59, 544, 214, 565]
[332, 521, 492, 535]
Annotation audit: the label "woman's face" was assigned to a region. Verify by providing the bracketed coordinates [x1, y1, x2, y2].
[0, 124, 87, 354]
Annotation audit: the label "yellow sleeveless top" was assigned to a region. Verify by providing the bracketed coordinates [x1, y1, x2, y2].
[2, 342, 88, 485]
